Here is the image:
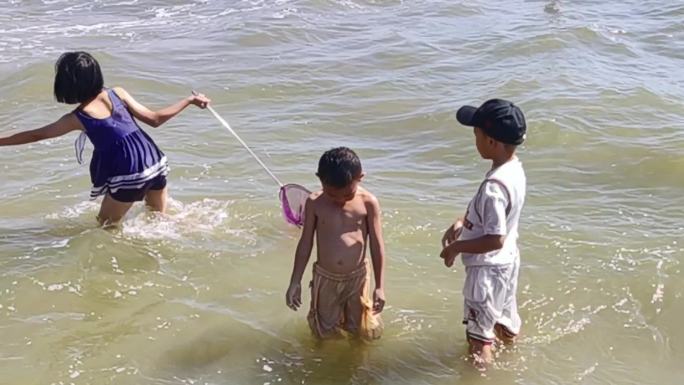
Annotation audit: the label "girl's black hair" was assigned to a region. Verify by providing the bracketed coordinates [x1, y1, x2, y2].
[317, 147, 363, 188]
[53, 51, 104, 104]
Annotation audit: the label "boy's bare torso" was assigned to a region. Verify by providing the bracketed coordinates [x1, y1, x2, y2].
[311, 188, 373, 274]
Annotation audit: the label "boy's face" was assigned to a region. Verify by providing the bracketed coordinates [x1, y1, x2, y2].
[321, 176, 363, 205]
[474, 126, 495, 159]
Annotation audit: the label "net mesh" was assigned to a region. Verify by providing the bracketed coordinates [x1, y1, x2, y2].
[279, 184, 311, 226]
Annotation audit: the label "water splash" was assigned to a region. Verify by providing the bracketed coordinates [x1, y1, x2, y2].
[121, 198, 233, 240]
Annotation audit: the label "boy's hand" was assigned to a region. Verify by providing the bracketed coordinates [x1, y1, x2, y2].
[440, 244, 459, 267]
[372, 288, 386, 314]
[285, 282, 302, 311]
[441, 220, 464, 248]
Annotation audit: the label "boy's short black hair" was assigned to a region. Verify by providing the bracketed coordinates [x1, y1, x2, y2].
[317, 147, 362, 188]
[54, 51, 104, 104]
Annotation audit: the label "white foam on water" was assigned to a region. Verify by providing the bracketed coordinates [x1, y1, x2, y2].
[43, 197, 250, 243]
[576, 362, 598, 381]
[153, 4, 195, 19]
[41, 0, 73, 4]
[45, 201, 99, 220]
[271, 7, 299, 19]
[121, 198, 234, 240]
[106, 0, 140, 5]
[332, 0, 366, 10]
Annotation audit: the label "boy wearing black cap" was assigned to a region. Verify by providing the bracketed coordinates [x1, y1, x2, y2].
[440, 99, 527, 367]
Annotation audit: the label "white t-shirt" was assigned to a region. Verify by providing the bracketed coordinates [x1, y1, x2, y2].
[459, 157, 526, 266]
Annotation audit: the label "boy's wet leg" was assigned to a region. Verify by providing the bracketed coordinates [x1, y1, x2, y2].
[467, 337, 493, 369]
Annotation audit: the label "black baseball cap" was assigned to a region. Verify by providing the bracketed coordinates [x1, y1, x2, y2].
[456, 99, 526, 145]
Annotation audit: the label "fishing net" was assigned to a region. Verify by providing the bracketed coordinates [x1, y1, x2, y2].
[199, 96, 311, 227]
[279, 183, 311, 226]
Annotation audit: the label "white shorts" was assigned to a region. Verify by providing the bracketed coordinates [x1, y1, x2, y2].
[462, 256, 521, 344]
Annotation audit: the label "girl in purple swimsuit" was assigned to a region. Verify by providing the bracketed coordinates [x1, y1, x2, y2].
[0, 51, 210, 226]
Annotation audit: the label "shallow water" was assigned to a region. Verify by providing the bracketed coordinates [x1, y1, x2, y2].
[1, 1, 683, 384]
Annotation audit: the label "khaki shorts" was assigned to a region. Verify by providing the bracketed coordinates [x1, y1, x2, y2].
[307, 260, 383, 340]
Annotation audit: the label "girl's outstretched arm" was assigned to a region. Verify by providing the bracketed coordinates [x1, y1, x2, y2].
[0, 113, 82, 146]
[113, 87, 210, 128]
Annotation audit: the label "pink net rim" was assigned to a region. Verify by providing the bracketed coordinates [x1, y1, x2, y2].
[279, 183, 311, 226]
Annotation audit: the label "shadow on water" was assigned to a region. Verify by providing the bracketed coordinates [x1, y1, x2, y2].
[153, 317, 525, 385]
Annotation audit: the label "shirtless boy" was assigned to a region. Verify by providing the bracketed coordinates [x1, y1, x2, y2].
[286, 147, 386, 340]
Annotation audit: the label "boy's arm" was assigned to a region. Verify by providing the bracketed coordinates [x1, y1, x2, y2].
[113, 87, 210, 128]
[440, 235, 505, 267]
[441, 182, 508, 267]
[442, 215, 465, 247]
[286, 197, 316, 310]
[0, 114, 81, 146]
[444, 234, 505, 254]
[366, 194, 386, 314]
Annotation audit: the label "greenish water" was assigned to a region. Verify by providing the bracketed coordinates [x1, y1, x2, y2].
[1, 1, 683, 384]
